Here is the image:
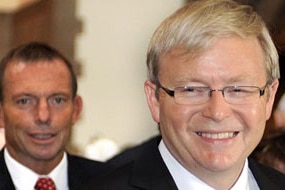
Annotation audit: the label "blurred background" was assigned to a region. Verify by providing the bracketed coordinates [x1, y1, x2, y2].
[0, 0, 284, 161]
[0, 0, 186, 160]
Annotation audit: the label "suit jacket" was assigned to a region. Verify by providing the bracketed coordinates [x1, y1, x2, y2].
[0, 148, 112, 190]
[84, 135, 285, 190]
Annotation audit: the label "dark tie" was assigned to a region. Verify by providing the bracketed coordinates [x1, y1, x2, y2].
[34, 177, 56, 190]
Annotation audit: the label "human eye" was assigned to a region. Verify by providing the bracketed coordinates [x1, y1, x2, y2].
[226, 86, 255, 97]
[49, 95, 67, 107]
[15, 96, 36, 109]
[179, 86, 207, 97]
[16, 98, 29, 105]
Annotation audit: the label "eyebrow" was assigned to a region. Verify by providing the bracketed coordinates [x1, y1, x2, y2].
[173, 74, 259, 85]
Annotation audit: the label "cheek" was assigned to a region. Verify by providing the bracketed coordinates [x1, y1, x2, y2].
[3, 113, 28, 147]
[242, 107, 267, 155]
[57, 125, 71, 143]
[53, 108, 75, 124]
[3, 110, 30, 131]
[237, 105, 266, 126]
[48, 112, 73, 146]
[3, 105, 34, 123]
[159, 101, 193, 131]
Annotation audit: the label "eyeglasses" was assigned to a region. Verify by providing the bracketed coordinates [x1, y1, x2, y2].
[158, 83, 267, 105]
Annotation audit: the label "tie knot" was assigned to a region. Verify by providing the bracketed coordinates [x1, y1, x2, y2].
[34, 177, 56, 190]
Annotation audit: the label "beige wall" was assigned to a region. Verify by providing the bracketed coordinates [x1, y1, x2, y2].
[74, 0, 184, 152]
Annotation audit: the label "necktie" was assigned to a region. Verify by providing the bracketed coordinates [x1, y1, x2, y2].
[34, 177, 56, 190]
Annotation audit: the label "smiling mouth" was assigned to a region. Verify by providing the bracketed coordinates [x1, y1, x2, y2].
[196, 132, 239, 139]
[32, 134, 54, 140]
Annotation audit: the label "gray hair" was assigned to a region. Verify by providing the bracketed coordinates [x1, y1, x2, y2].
[146, 0, 280, 85]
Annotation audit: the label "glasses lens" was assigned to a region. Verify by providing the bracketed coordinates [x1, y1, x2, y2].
[174, 87, 209, 105]
[173, 86, 262, 105]
[223, 86, 261, 105]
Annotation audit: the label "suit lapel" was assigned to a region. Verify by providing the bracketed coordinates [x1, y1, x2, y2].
[129, 136, 178, 190]
[249, 158, 285, 190]
[67, 154, 83, 190]
[0, 148, 16, 190]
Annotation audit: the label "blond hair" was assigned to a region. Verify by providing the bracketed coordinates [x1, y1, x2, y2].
[146, 0, 279, 84]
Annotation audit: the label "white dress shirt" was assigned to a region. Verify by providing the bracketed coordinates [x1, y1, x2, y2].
[4, 148, 69, 190]
[158, 140, 260, 190]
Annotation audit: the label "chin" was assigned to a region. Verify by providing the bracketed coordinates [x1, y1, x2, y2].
[202, 154, 241, 172]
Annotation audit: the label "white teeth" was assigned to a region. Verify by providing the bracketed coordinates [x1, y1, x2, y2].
[33, 134, 53, 139]
[197, 132, 236, 139]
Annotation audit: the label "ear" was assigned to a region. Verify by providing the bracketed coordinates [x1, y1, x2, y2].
[144, 80, 160, 123]
[266, 79, 279, 120]
[71, 95, 83, 124]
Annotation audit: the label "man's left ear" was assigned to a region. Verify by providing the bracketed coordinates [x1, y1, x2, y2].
[266, 79, 279, 120]
[72, 95, 83, 124]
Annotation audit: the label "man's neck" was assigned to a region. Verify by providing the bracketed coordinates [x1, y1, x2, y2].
[158, 140, 248, 190]
[5, 146, 64, 174]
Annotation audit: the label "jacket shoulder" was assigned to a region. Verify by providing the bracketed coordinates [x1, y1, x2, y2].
[68, 154, 113, 176]
[249, 158, 285, 189]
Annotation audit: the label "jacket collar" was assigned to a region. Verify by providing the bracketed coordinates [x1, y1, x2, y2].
[128, 136, 285, 190]
[128, 136, 178, 190]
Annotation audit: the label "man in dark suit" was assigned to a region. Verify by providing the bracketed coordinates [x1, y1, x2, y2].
[83, 0, 285, 189]
[105, 135, 285, 189]
[0, 151, 110, 190]
[0, 42, 111, 190]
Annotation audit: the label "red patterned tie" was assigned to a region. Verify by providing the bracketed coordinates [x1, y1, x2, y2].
[34, 177, 56, 190]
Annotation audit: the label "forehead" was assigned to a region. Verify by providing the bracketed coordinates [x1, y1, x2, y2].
[6, 57, 66, 70]
[3, 59, 72, 93]
[5, 59, 70, 77]
[159, 37, 267, 85]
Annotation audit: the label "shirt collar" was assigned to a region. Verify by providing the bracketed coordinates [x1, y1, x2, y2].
[158, 140, 259, 190]
[4, 148, 68, 190]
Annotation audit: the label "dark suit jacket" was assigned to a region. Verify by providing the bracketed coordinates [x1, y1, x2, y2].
[83, 135, 285, 190]
[0, 148, 112, 190]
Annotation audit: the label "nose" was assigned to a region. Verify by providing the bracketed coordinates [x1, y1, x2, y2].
[202, 90, 231, 121]
[209, 89, 224, 97]
[36, 99, 51, 124]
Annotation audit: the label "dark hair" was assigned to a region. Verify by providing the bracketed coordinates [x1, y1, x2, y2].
[0, 42, 78, 101]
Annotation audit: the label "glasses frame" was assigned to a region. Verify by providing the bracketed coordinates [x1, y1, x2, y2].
[158, 82, 267, 105]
